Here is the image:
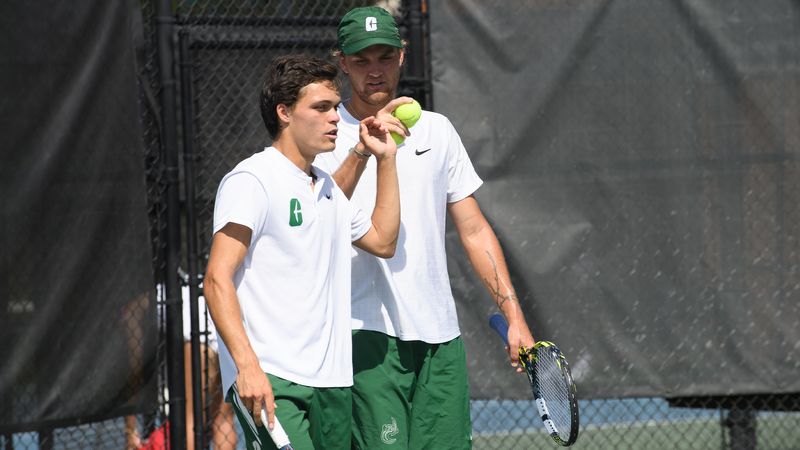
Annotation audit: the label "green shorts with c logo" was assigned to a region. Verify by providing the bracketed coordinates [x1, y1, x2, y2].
[229, 373, 351, 450]
[351, 330, 473, 450]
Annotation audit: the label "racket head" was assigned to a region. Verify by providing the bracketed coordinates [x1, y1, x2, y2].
[531, 341, 580, 446]
[488, 314, 579, 446]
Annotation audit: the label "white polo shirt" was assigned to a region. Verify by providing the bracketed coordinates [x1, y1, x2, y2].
[315, 106, 483, 343]
[214, 147, 371, 397]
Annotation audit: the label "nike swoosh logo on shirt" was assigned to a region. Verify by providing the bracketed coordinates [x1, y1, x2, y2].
[415, 149, 432, 155]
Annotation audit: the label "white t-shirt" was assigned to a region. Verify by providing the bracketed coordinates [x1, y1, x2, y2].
[315, 106, 482, 343]
[213, 147, 371, 397]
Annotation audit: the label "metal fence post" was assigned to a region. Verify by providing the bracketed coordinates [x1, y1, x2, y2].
[179, 29, 206, 450]
[400, 0, 431, 109]
[154, 0, 187, 448]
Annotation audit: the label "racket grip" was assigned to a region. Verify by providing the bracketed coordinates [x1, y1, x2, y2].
[262, 404, 294, 450]
[489, 314, 510, 347]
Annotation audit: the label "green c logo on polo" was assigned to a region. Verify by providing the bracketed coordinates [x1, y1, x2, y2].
[289, 198, 303, 226]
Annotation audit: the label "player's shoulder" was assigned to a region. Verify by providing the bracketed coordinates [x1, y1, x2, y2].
[222, 149, 282, 188]
[231, 148, 271, 171]
[417, 109, 459, 134]
[419, 109, 451, 124]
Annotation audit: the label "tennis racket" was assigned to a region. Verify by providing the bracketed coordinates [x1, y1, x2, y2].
[489, 314, 579, 446]
[262, 404, 294, 450]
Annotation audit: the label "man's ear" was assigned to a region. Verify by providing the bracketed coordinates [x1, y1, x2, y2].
[338, 54, 348, 74]
[398, 49, 405, 67]
[276, 103, 291, 125]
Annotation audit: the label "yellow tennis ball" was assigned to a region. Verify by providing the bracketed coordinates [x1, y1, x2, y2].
[390, 99, 422, 145]
[391, 132, 405, 146]
[393, 100, 422, 127]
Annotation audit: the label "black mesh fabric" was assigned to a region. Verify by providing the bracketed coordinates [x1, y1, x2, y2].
[0, 0, 157, 432]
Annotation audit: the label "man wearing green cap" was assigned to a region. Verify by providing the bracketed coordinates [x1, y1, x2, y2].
[314, 6, 536, 450]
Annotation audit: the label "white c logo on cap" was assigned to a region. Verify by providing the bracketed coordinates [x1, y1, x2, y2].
[366, 17, 377, 31]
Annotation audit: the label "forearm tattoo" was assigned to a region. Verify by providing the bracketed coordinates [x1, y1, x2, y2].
[483, 251, 518, 309]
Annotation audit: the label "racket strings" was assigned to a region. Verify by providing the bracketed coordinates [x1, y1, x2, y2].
[535, 349, 574, 440]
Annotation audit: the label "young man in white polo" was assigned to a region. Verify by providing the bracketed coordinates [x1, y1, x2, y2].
[204, 54, 399, 450]
[314, 7, 536, 450]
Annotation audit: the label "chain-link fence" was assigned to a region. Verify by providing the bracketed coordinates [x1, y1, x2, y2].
[165, 1, 800, 449]
[164, 1, 800, 450]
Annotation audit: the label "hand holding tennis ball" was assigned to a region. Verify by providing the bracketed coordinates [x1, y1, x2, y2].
[390, 99, 422, 145]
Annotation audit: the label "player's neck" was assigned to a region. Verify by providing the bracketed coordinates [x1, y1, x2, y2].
[272, 139, 314, 177]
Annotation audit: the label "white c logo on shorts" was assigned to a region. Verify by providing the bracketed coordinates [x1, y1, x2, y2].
[366, 17, 377, 31]
[381, 417, 398, 444]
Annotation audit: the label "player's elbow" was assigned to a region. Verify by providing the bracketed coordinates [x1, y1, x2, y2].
[373, 240, 397, 259]
[359, 236, 397, 259]
[355, 223, 399, 258]
[202, 266, 229, 301]
[383, 242, 398, 258]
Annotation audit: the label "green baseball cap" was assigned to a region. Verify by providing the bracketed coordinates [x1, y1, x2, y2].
[338, 7, 403, 55]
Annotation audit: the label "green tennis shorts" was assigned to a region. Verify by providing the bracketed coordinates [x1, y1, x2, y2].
[229, 373, 351, 450]
[351, 330, 473, 450]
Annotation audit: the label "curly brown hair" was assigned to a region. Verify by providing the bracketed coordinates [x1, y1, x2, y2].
[260, 55, 342, 139]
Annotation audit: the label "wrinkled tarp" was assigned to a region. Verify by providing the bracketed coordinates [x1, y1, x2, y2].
[431, 0, 800, 399]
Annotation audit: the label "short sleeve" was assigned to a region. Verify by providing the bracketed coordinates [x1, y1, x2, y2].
[445, 119, 483, 203]
[349, 197, 371, 242]
[213, 172, 268, 243]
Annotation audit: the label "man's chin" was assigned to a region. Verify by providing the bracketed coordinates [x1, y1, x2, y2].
[321, 141, 337, 153]
[358, 91, 393, 106]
